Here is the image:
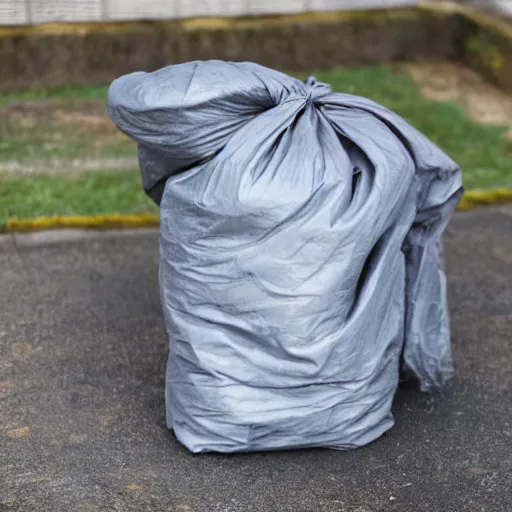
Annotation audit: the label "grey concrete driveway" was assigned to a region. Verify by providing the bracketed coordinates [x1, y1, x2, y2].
[1, 208, 511, 512]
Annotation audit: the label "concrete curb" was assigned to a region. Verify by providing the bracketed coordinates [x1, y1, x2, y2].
[0, 227, 158, 249]
[2, 213, 159, 233]
[2, 189, 511, 234]
[457, 188, 512, 210]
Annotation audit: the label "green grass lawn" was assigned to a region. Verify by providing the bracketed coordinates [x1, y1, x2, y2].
[1, 65, 512, 224]
[315, 67, 512, 191]
[1, 171, 158, 221]
[0, 84, 110, 108]
[0, 98, 134, 165]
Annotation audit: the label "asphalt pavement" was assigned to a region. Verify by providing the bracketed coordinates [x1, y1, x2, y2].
[1, 208, 511, 512]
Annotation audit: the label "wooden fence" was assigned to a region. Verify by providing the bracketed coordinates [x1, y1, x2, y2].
[0, 0, 418, 25]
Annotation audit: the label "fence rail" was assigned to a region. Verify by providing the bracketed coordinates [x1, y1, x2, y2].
[0, 0, 418, 25]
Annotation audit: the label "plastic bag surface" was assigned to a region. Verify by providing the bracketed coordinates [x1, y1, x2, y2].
[108, 61, 463, 453]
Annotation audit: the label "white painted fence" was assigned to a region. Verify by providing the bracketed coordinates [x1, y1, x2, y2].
[0, 0, 418, 25]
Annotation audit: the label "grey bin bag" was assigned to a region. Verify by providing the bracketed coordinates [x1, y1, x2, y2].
[108, 61, 463, 453]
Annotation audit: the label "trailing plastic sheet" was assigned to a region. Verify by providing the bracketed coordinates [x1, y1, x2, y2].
[108, 61, 463, 453]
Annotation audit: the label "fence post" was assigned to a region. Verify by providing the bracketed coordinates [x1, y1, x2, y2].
[24, 0, 32, 24]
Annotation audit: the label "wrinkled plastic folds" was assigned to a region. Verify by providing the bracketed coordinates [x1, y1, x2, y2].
[108, 61, 463, 453]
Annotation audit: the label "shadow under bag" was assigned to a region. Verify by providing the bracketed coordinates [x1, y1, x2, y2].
[108, 61, 463, 453]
